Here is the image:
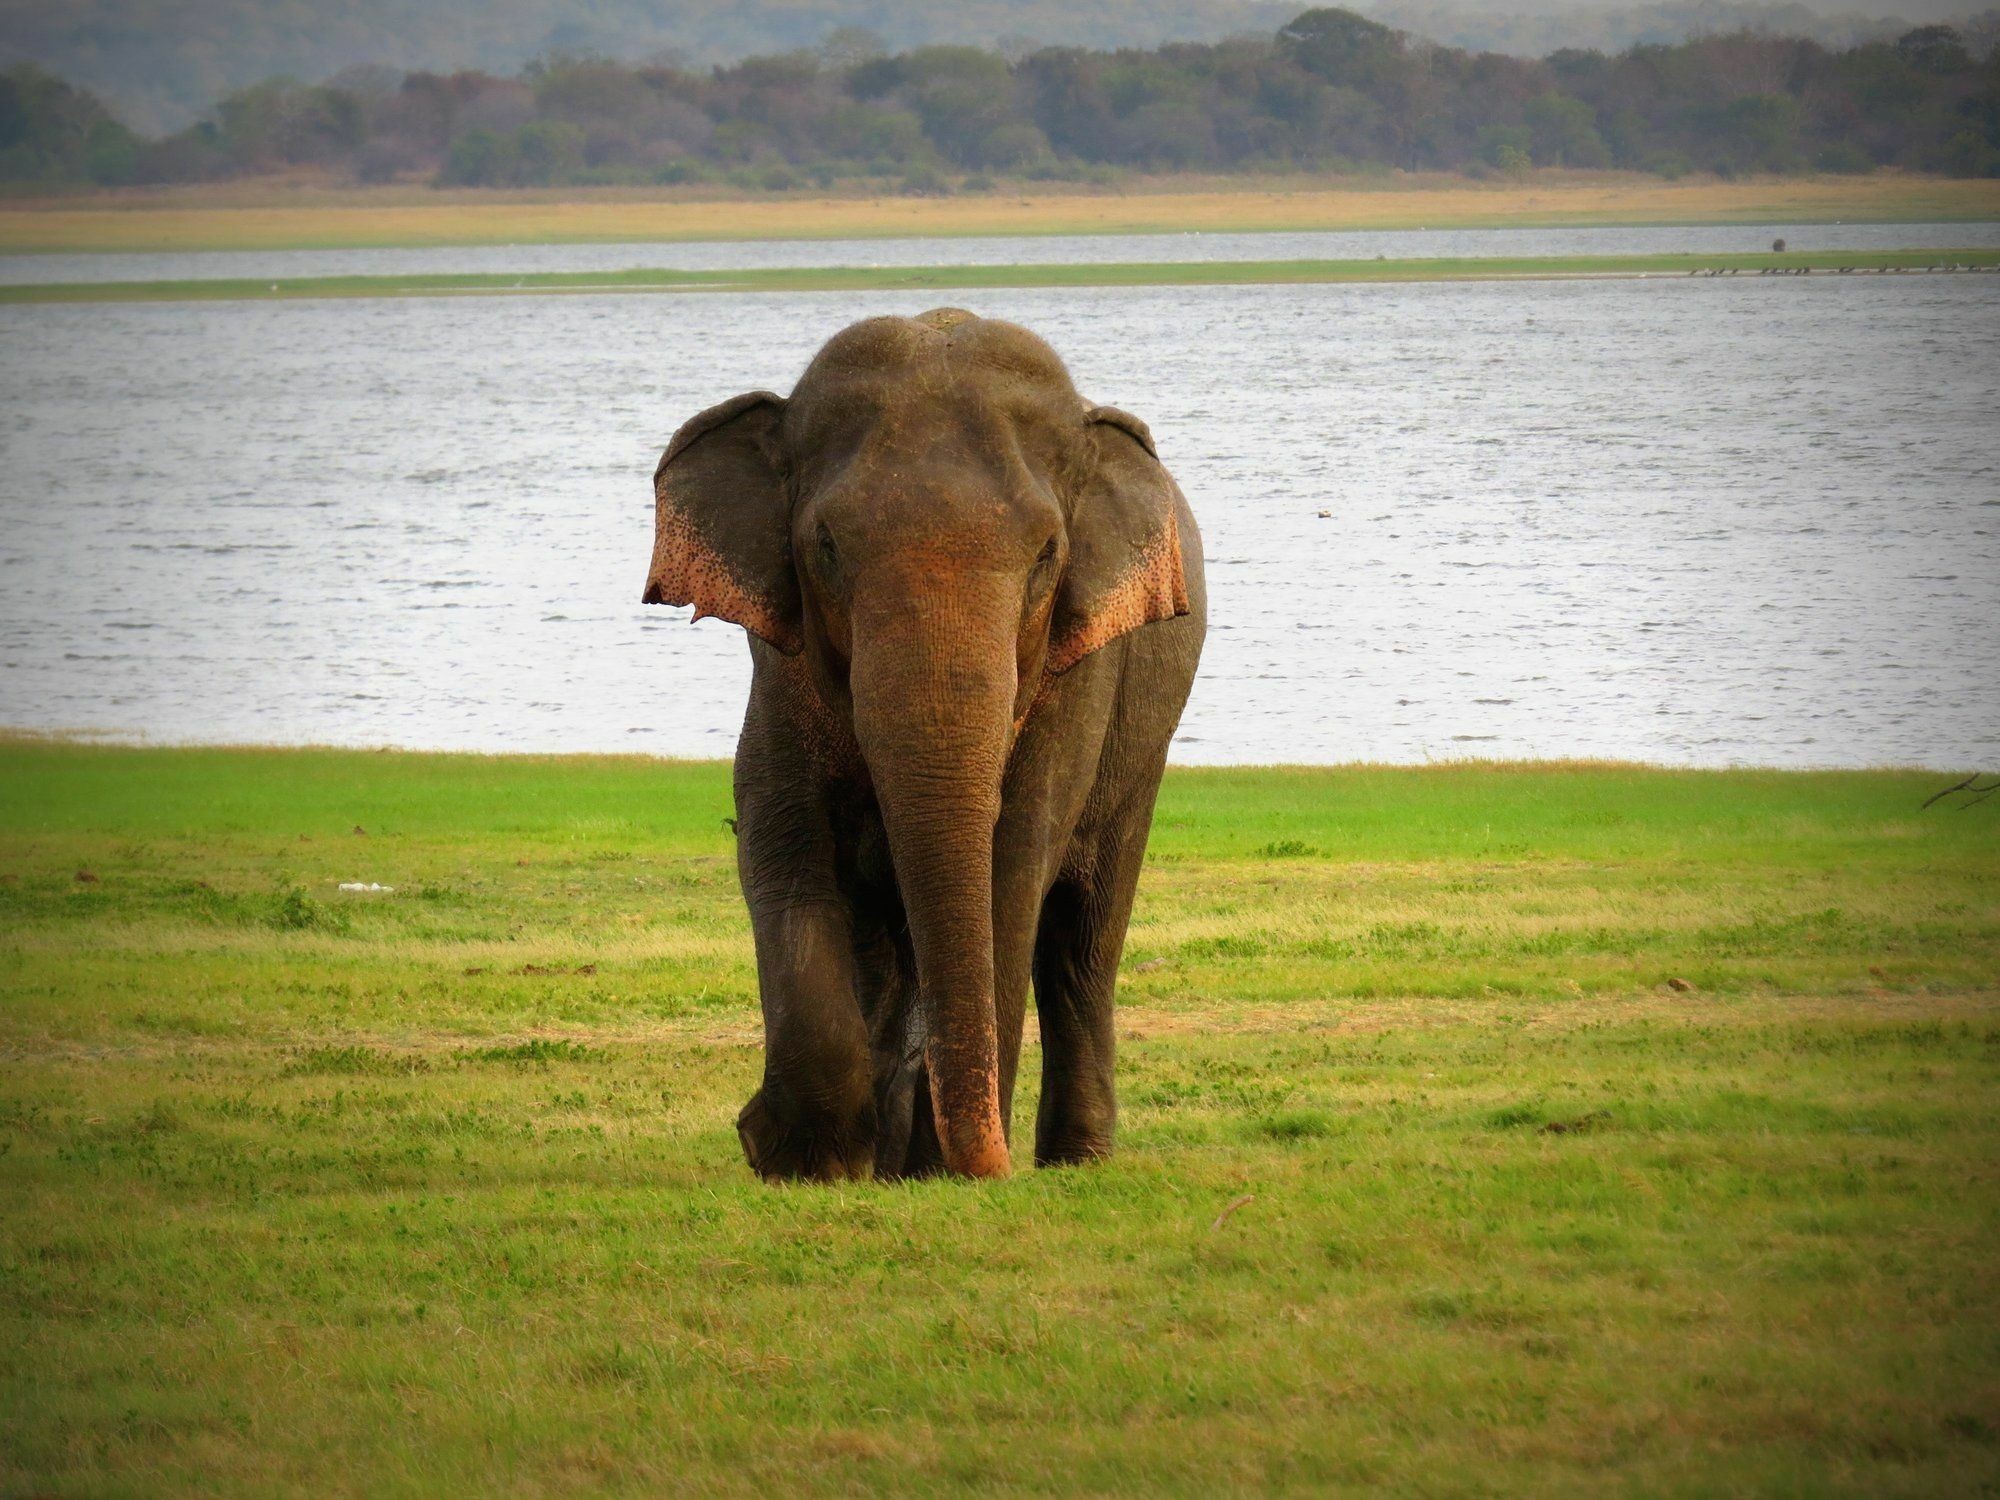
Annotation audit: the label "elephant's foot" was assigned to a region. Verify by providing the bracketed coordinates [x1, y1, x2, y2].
[1034, 1108, 1114, 1168]
[736, 1086, 875, 1183]
[1033, 1134, 1113, 1169]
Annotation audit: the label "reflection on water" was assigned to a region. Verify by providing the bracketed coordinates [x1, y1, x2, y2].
[1, 275, 1996, 767]
[4, 221, 1999, 285]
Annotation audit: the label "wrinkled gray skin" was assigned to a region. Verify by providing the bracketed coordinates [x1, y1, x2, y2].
[643, 309, 1205, 1180]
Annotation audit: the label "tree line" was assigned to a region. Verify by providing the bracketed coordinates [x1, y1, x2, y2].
[4, 8, 1998, 194]
[0, 0, 1314, 134]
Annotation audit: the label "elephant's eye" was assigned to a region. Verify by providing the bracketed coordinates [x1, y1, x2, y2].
[1035, 536, 1058, 569]
[815, 525, 839, 573]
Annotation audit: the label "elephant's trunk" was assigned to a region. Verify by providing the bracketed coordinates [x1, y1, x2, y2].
[850, 576, 1018, 1179]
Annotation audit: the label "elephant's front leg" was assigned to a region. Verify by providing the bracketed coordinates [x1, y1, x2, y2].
[731, 716, 875, 1180]
[736, 894, 876, 1181]
[1032, 811, 1154, 1166]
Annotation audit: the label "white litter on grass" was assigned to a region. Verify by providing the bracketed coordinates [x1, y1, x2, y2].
[338, 882, 395, 893]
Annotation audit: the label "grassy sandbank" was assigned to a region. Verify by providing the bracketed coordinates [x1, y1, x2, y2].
[2, 743, 1996, 1494]
[4, 173, 1997, 255]
[6, 247, 1998, 305]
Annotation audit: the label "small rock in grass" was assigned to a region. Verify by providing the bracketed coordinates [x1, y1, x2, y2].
[1665, 976, 1694, 992]
[1133, 958, 1168, 974]
[74, 869, 98, 884]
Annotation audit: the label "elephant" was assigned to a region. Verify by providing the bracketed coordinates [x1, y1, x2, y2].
[642, 308, 1205, 1180]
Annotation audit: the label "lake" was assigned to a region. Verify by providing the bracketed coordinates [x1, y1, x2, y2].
[2, 270, 1996, 767]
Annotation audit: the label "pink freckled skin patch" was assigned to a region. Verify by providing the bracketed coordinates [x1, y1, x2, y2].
[645, 499, 802, 653]
[1047, 511, 1189, 674]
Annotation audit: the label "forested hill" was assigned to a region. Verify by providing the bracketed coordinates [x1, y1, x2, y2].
[7, 0, 1308, 135]
[4, 0, 1994, 134]
[4, 9, 1998, 194]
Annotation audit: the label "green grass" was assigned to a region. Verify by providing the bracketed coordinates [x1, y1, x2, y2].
[3, 741, 1997, 1495]
[6, 250, 1999, 304]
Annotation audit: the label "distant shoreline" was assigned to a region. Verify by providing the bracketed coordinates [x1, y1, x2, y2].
[5, 248, 1996, 304]
[3, 173, 1997, 256]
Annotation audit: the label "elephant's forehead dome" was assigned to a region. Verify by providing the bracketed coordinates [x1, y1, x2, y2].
[801, 313, 1078, 396]
[913, 307, 979, 331]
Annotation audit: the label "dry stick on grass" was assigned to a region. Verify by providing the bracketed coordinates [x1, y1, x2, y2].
[1210, 1195, 1256, 1232]
[1921, 774, 2000, 811]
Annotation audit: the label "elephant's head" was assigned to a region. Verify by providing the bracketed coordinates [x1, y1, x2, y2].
[642, 309, 1188, 1177]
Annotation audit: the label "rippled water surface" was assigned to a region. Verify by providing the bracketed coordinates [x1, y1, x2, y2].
[5, 220, 1999, 284]
[2, 274, 1996, 765]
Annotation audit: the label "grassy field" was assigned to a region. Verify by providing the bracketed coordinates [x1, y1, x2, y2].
[3, 742, 1997, 1495]
[4, 173, 1998, 254]
[6, 249, 1998, 305]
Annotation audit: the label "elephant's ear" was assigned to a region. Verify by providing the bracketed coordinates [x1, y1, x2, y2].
[1048, 404, 1191, 673]
[642, 391, 801, 654]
